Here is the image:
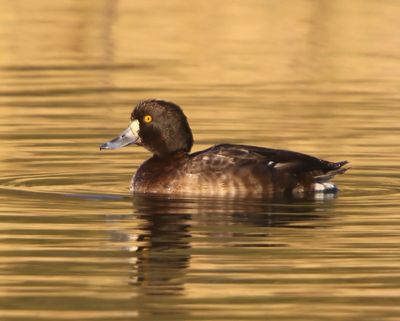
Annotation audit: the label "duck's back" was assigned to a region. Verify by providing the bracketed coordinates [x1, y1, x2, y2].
[132, 144, 348, 196]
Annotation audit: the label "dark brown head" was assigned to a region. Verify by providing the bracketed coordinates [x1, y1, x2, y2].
[100, 99, 193, 158]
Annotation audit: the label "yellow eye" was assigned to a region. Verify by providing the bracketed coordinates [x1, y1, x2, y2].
[143, 115, 152, 123]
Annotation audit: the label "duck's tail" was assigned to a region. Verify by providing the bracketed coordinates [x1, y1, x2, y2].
[310, 160, 349, 193]
[315, 160, 349, 183]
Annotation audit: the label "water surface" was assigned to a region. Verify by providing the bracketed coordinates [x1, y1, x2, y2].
[1, 1, 400, 320]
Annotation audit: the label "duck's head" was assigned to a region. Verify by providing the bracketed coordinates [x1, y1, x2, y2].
[100, 99, 193, 158]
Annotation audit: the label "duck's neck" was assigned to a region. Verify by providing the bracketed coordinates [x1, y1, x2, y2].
[153, 150, 189, 162]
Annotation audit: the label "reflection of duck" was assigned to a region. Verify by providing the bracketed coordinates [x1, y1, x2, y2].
[103, 195, 334, 318]
[131, 210, 191, 297]
[101, 99, 348, 196]
[106, 195, 329, 298]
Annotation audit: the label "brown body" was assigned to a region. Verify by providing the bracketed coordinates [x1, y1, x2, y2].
[132, 144, 348, 197]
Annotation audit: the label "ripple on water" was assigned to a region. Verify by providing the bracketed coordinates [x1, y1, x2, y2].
[1, 164, 399, 208]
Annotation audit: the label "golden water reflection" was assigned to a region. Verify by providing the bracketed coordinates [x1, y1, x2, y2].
[0, 1, 400, 321]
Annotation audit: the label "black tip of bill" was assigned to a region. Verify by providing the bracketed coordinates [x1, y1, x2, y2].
[99, 139, 122, 151]
[99, 142, 110, 150]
